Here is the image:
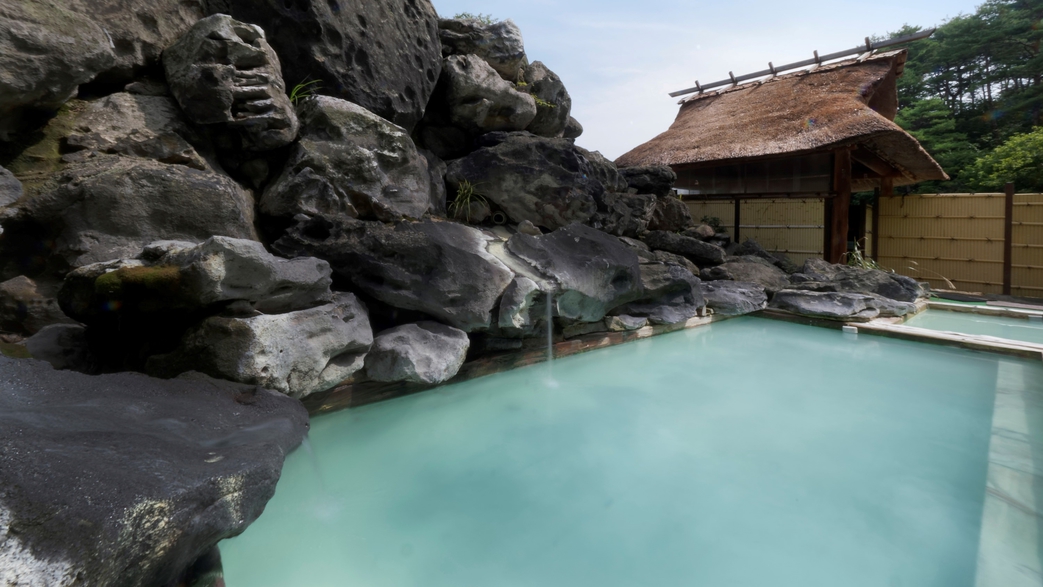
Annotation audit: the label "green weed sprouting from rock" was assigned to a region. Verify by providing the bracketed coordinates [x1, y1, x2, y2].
[453, 12, 498, 25]
[701, 215, 724, 233]
[289, 79, 322, 105]
[449, 180, 488, 224]
[843, 243, 883, 272]
[531, 95, 556, 109]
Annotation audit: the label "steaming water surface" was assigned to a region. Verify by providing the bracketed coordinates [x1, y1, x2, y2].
[221, 317, 1037, 586]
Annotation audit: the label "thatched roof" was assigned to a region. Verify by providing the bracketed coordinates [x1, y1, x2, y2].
[615, 50, 948, 186]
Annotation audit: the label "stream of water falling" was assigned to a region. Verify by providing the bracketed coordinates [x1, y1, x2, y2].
[545, 291, 558, 388]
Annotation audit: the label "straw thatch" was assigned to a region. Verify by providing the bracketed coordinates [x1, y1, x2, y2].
[615, 51, 947, 186]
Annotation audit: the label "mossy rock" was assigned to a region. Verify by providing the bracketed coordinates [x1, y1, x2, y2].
[93, 265, 187, 312]
[0, 342, 32, 359]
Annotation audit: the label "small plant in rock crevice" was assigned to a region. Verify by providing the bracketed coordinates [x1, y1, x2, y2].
[701, 215, 725, 233]
[453, 12, 498, 25]
[289, 79, 322, 105]
[449, 180, 488, 224]
[531, 95, 556, 109]
[843, 243, 883, 271]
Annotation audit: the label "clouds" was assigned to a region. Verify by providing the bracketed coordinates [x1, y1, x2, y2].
[432, 0, 981, 160]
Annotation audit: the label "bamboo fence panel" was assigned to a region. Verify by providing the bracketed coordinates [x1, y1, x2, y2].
[740, 199, 823, 267]
[1012, 193, 1043, 297]
[877, 194, 1008, 295]
[685, 200, 734, 230]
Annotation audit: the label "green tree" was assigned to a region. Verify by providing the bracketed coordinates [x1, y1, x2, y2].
[963, 126, 1043, 191]
[895, 98, 979, 189]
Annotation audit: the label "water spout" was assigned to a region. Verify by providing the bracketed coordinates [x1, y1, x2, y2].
[545, 291, 558, 388]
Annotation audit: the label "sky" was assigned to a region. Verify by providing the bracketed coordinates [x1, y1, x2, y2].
[431, 0, 984, 161]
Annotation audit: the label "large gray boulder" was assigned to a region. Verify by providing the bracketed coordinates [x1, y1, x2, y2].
[261, 96, 433, 223]
[770, 290, 880, 322]
[438, 18, 528, 81]
[563, 116, 583, 139]
[618, 166, 677, 198]
[504, 223, 643, 322]
[163, 14, 299, 152]
[794, 258, 924, 302]
[0, 276, 75, 336]
[63, 92, 213, 170]
[592, 192, 657, 238]
[442, 55, 537, 135]
[0, 0, 202, 139]
[23, 324, 90, 372]
[205, 0, 442, 132]
[274, 217, 515, 332]
[10, 155, 259, 269]
[365, 321, 470, 384]
[579, 148, 629, 193]
[647, 195, 694, 232]
[0, 355, 307, 587]
[523, 61, 572, 137]
[497, 276, 545, 338]
[148, 293, 373, 398]
[445, 132, 607, 230]
[612, 262, 705, 325]
[701, 258, 791, 294]
[643, 230, 727, 267]
[700, 281, 768, 316]
[0, 165, 22, 207]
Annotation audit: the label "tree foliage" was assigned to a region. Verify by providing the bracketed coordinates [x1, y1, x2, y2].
[962, 126, 1043, 191]
[884, 0, 1043, 191]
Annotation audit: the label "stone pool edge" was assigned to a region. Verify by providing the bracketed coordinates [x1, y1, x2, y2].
[303, 314, 737, 416]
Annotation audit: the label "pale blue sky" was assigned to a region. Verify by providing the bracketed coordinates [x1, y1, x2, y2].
[432, 0, 984, 160]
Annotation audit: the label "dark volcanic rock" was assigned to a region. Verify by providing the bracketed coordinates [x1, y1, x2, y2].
[563, 116, 583, 139]
[612, 262, 705, 325]
[365, 321, 470, 384]
[0, 355, 307, 587]
[163, 14, 299, 152]
[261, 96, 433, 223]
[445, 132, 607, 230]
[275, 217, 515, 332]
[440, 55, 537, 135]
[643, 231, 726, 267]
[592, 192, 657, 238]
[505, 223, 643, 322]
[579, 148, 629, 193]
[522, 61, 572, 137]
[700, 281, 768, 316]
[0, 276, 75, 336]
[206, 0, 442, 132]
[0, 0, 203, 139]
[23, 324, 91, 372]
[701, 259, 791, 294]
[438, 18, 528, 81]
[0, 165, 22, 207]
[734, 238, 800, 273]
[770, 290, 880, 322]
[647, 195, 694, 232]
[795, 258, 924, 302]
[618, 166, 677, 198]
[9, 155, 259, 269]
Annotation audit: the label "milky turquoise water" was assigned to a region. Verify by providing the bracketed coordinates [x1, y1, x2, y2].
[905, 309, 1043, 345]
[220, 318, 1021, 587]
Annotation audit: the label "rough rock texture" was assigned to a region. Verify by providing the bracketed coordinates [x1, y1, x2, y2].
[701, 259, 791, 294]
[505, 223, 643, 322]
[64, 92, 213, 170]
[734, 238, 801, 273]
[643, 231, 727, 267]
[10, 156, 259, 269]
[23, 324, 90, 372]
[770, 290, 880, 322]
[612, 263, 705, 325]
[793, 258, 924, 302]
[0, 165, 22, 207]
[206, 0, 441, 132]
[563, 116, 583, 139]
[420, 149, 448, 217]
[163, 14, 299, 151]
[438, 18, 528, 81]
[647, 195, 694, 232]
[700, 281, 768, 316]
[606, 315, 648, 331]
[497, 276, 544, 337]
[442, 55, 536, 135]
[148, 293, 372, 398]
[0, 355, 307, 587]
[682, 224, 717, 241]
[592, 192, 657, 238]
[262, 96, 433, 223]
[580, 148, 629, 193]
[275, 217, 515, 332]
[365, 321, 470, 384]
[652, 250, 701, 275]
[618, 166, 677, 198]
[522, 61, 572, 138]
[863, 294, 918, 317]
[0, 0, 203, 139]
[445, 132, 606, 230]
[0, 276, 74, 336]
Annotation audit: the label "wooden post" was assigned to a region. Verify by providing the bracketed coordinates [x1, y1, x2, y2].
[874, 178, 891, 261]
[826, 148, 852, 263]
[733, 199, 741, 243]
[1003, 182, 1014, 295]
